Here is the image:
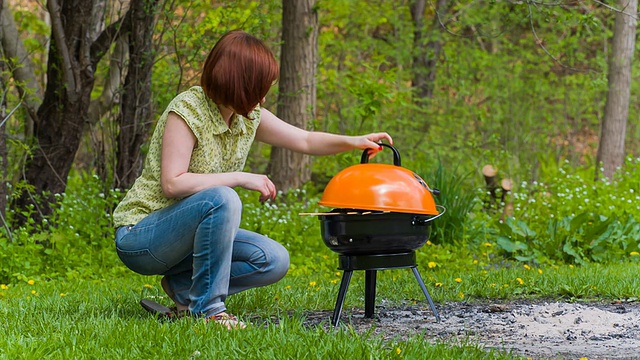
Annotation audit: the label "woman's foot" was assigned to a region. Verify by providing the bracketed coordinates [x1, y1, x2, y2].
[161, 276, 189, 313]
[206, 312, 246, 330]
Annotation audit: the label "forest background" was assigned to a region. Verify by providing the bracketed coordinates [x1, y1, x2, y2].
[1, 0, 639, 297]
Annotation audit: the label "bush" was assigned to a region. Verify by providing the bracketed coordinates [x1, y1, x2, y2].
[491, 157, 640, 265]
[0, 173, 123, 283]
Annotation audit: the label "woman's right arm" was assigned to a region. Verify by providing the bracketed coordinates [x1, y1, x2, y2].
[160, 112, 276, 201]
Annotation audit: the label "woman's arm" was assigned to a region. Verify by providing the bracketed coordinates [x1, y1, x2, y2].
[160, 112, 276, 201]
[255, 108, 392, 155]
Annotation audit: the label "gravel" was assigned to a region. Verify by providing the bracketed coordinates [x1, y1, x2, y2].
[301, 300, 640, 359]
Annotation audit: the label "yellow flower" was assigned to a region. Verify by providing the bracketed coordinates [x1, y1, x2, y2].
[27, 280, 35, 285]
[523, 264, 531, 270]
[483, 242, 492, 247]
[396, 348, 401, 355]
[630, 251, 639, 256]
[143, 284, 153, 289]
[579, 357, 588, 360]
[538, 269, 543, 274]
[31, 290, 38, 296]
[455, 278, 462, 283]
[60, 293, 66, 297]
[435, 282, 443, 287]
[331, 279, 339, 284]
[516, 278, 524, 285]
[309, 281, 317, 287]
[0, 284, 8, 290]
[472, 260, 478, 265]
[335, 272, 341, 277]
[428, 262, 436, 268]
[285, 285, 291, 290]
[426, 240, 432, 246]
[458, 292, 465, 299]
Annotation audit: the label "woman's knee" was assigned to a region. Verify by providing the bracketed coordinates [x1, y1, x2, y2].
[267, 241, 290, 281]
[195, 186, 242, 218]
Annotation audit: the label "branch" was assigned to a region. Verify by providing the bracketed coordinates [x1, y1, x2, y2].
[0, 98, 23, 129]
[90, 12, 131, 68]
[1, 1, 42, 123]
[591, 0, 639, 19]
[46, 0, 77, 101]
[525, 0, 589, 73]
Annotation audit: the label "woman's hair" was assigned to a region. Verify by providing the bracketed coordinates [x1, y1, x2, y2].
[201, 30, 279, 119]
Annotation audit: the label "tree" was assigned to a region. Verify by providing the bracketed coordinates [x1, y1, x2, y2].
[596, 0, 638, 180]
[114, 0, 160, 189]
[410, 0, 450, 101]
[267, 0, 318, 191]
[12, 0, 127, 224]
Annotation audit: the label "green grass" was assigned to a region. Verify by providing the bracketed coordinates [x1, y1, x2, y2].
[2, 262, 639, 360]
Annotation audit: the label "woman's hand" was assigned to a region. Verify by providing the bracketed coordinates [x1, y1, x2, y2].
[352, 132, 393, 158]
[238, 173, 277, 202]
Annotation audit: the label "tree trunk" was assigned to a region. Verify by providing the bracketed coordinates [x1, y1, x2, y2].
[115, 0, 160, 189]
[410, 0, 449, 101]
[596, 0, 638, 180]
[267, 0, 318, 191]
[13, 0, 125, 225]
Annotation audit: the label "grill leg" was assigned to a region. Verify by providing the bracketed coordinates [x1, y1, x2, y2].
[364, 270, 377, 318]
[411, 267, 441, 322]
[332, 270, 353, 327]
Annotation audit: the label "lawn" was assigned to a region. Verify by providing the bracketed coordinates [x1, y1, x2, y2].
[2, 258, 639, 359]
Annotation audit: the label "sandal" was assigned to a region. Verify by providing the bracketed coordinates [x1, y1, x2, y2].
[206, 312, 246, 330]
[140, 298, 173, 319]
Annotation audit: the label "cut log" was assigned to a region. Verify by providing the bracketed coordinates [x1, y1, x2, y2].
[482, 165, 498, 189]
[500, 203, 514, 222]
[500, 178, 512, 204]
[501, 178, 513, 192]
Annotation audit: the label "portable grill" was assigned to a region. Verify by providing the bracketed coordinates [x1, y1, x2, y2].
[313, 144, 445, 326]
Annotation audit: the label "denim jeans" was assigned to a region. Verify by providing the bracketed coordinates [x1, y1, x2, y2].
[115, 186, 290, 317]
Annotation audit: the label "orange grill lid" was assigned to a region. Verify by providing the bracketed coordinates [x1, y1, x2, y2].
[318, 163, 438, 215]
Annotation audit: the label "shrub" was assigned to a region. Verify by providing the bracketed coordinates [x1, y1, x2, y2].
[493, 157, 640, 265]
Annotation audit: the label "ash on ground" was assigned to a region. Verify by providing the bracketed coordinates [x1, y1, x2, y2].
[301, 300, 640, 360]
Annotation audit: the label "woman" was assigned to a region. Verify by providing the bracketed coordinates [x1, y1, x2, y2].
[113, 30, 392, 329]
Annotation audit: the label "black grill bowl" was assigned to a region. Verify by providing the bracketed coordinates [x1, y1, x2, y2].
[319, 211, 434, 255]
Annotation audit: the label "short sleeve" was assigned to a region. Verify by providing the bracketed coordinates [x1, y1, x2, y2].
[166, 88, 224, 144]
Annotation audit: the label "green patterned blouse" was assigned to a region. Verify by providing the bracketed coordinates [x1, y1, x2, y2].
[112, 86, 261, 227]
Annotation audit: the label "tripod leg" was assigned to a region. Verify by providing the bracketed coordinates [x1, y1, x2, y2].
[332, 270, 353, 327]
[412, 267, 441, 322]
[364, 270, 377, 318]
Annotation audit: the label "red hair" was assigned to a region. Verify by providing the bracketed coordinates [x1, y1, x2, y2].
[201, 30, 279, 118]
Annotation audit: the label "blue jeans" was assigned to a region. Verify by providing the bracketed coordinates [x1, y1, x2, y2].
[115, 186, 290, 317]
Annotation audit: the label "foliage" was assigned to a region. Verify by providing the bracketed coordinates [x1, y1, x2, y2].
[490, 156, 640, 265]
[5, 0, 640, 201]
[0, 173, 122, 284]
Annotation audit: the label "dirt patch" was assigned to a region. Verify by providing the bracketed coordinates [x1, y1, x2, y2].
[302, 300, 640, 359]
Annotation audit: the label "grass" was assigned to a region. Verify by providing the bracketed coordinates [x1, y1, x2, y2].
[2, 261, 639, 359]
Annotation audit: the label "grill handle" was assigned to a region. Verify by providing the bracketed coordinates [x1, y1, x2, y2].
[361, 143, 401, 166]
[411, 205, 447, 225]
